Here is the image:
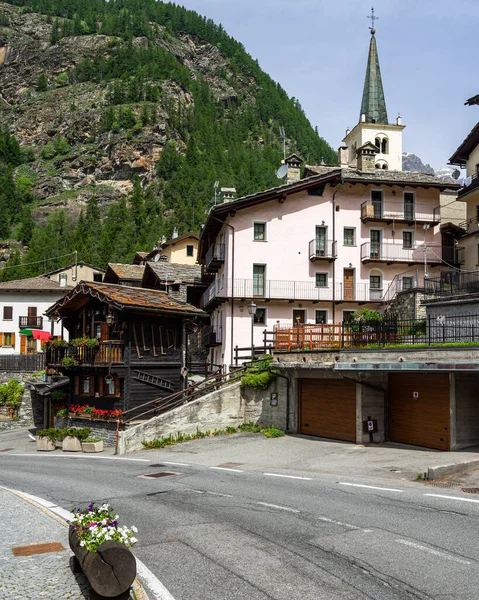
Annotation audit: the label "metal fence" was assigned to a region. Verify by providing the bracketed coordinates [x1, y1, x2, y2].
[0, 353, 45, 372]
[424, 271, 479, 297]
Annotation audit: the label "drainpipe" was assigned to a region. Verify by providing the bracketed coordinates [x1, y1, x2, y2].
[211, 217, 235, 368]
[271, 370, 290, 432]
[332, 177, 345, 323]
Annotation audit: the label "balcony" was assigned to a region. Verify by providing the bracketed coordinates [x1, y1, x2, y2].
[19, 316, 43, 329]
[458, 173, 479, 199]
[202, 325, 222, 347]
[361, 242, 443, 265]
[308, 239, 337, 262]
[361, 199, 440, 225]
[46, 341, 124, 367]
[200, 279, 386, 308]
[205, 243, 225, 272]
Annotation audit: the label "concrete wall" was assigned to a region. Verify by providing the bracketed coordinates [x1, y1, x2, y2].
[453, 373, 479, 450]
[119, 378, 290, 454]
[440, 190, 465, 226]
[45, 264, 104, 287]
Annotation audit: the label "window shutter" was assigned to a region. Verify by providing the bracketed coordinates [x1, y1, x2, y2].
[20, 335, 27, 355]
[11, 333, 15, 348]
[114, 377, 121, 398]
[0, 333, 3, 347]
[98, 377, 104, 397]
[89, 376, 95, 396]
[74, 376, 79, 396]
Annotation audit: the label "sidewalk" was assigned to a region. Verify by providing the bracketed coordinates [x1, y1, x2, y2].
[0, 487, 147, 600]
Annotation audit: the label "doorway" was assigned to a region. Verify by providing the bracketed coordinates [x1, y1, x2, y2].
[370, 230, 381, 259]
[343, 269, 354, 301]
[292, 309, 306, 326]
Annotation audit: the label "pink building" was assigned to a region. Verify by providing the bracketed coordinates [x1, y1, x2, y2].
[198, 28, 460, 369]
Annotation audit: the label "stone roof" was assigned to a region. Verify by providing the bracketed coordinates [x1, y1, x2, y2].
[46, 282, 206, 317]
[144, 262, 203, 285]
[0, 276, 72, 292]
[104, 264, 145, 282]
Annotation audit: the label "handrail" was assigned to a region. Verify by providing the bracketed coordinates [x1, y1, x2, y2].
[122, 366, 247, 425]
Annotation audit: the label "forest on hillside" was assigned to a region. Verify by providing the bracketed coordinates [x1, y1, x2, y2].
[0, 0, 335, 280]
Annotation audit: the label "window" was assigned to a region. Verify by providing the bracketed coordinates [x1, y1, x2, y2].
[315, 310, 327, 325]
[27, 337, 36, 354]
[253, 222, 266, 241]
[59, 273, 68, 287]
[93, 272, 103, 282]
[402, 276, 414, 291]
[343, 311, 355, 323]
[186, 245, 194, 257]
[82, 377, 91, 395]
[315, 273, 328, 288]
[381, 138, 388, 154]
[370, 275, 382, 289]
[253, 265, 266, 296]
[371, 190, 383, 217]
[221, 273, 224, 290]
[404, 192, 415, 220]
[3, 333, 13, 346]
[315, 226, 327, 255]
[344, 228, 355, 246]
[254, 308, 266, 325]
[375, 137, 380, 150]
[403, 232, 413, 249]
[3, 306, 12, 320]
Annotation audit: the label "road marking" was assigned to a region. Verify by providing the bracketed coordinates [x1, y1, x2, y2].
[206, 491, 233, 497]
[257, 502, 300, 513]
[162, 461, 189, 466]
[338, 482, 403, 493]
[189, 489, 205, 494]
[317, 516, 361, 530]
[6, 454, 151, 462]
[263, 473, 312, 481]
[424, 493, 479, 505]
[210, 466, 243, 473]
[395, 539, 471, 565]
[136, 557, 176, 599]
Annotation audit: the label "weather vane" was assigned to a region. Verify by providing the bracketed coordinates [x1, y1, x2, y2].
[367, 6, 378, 32]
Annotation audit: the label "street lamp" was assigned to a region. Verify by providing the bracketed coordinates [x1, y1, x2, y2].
[248, 301, 257, 361]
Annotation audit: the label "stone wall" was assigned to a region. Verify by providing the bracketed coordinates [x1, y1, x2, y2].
[0, 371, 37, 431]
[119, 376, 289, 454]
[388, 289, 427, 320]
[54, 416, 118, 446]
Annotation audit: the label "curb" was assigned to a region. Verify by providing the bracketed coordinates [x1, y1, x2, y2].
[427, 459, 479, 481]
[1, 487, 150, 600]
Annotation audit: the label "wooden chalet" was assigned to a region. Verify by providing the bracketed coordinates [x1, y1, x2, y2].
[45, 282, 206, 418]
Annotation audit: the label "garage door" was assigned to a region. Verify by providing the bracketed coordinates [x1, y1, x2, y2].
[300, 379, 356, 442]
[389, 374, 450, 451]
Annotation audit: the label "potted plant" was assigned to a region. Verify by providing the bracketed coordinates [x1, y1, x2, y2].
[36, 428, 58, 452]
[69, 503, 137, 598]
[82, 437, 104, 453]
[61, 357, 75, 369]
[63, 427, 91, 452]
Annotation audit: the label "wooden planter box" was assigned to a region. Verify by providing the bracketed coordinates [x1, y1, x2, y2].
[62, 436, 82, 452]
[69, 525, 136, 599]
[36, 436, 55, 452]
[82, 440, 104, 453]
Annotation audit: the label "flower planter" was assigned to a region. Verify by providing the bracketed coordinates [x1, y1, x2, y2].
[68, 525, 136, 600]
[62, 436, 82, 452]
[82, 440, 104, 453]
[36, 436, 55, 452]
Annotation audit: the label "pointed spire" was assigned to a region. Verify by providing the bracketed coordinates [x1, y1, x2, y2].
[360, 11, 388, 125]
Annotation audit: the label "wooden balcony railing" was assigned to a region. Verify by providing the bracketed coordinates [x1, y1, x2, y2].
[46, 341, 124, 367]
[19, 316, 43, 329]
[205, 243, 225, 271]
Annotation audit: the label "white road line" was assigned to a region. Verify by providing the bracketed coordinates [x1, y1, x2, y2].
[424, 493, 479, 505]
[338, 482, 403, 493]
[257, 502, 300, 513]
[161, 461, 189, 466]
[210, 466, 243, 473]
[317, 516, 361, 530]
[395, 539, 471, 565]
[206, 491, 233, 498]
[188, 489, 206, 494]
[263, 473, 312, 481]
[6, 453, 150, 462]
[136, 557, 176, 600]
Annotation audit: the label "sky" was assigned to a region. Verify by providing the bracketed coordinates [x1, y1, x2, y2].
[177, 0, 479, 170]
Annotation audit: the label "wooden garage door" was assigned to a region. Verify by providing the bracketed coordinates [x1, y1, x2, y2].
[300, 379, 356, 442]
[389, 374, 450, 451]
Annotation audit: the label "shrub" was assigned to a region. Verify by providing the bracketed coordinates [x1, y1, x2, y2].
[36, 72, 48, 92]
[262, 426, 286, 438]
[241, 370, 275, 390]
[0, 380, 23, 407]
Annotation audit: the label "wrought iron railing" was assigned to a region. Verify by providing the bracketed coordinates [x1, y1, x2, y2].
[361, 200, 440, 223]
[19, 316, 43, 329]
[308, 239, 337, 260]
[425, 271, 479, 296]
[205, 243, 225, 270]
[361, 242, 442, 264]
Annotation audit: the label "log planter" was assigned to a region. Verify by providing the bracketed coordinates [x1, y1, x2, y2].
[68, 526, 136, 599]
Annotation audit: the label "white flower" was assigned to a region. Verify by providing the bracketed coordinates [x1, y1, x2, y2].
[130, 537, 138, 544]
[131, 526, 138, 533]
[80, 541, 85, 547]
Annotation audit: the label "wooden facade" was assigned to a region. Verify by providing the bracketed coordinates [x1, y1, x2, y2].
[45, 282, 206, 420]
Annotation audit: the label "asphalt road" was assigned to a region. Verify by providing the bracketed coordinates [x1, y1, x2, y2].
[2, 449, 479, 600]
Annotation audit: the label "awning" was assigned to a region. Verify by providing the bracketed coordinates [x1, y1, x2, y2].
[19, 329, 52, 341]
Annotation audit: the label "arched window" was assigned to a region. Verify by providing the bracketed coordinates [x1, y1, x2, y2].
[375, 137, 380, 151]
[381, 138, 388, 154]
[375, 163, 381, 169]
[382, 164, 388, 170]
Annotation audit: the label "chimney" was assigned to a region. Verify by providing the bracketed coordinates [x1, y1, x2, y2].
[356, 142, 377, 173]
[285, 154, 303, 184]
[172, 228, 178, 239]
[160, 236, 167, 245]
[360, 113, 366, 123]
[396, 114, 402, 126]
[338, 146, 349, 167]
[221, 187, 237, 203]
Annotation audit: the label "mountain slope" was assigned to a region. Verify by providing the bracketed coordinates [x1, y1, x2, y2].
[0, 0, 335, 279]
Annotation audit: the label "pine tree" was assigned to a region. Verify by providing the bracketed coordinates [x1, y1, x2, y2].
[36, 73, 48, 92]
